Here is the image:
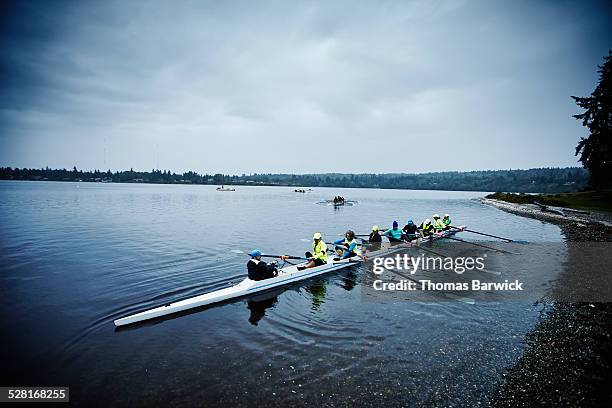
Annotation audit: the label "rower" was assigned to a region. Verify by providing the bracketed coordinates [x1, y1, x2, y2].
[402, 219, 418, 241]
[419, 219, 434, 237]
[369, 225, 382, 243]
[432, 214, 445, 232]
[442, 214, 452, 230]
[333, 230, 362, 260]
[298, 232, 328, 270]
[247, 250, 279, 281]
[367, 225, 382, 251]
[383, 221, 404, 243]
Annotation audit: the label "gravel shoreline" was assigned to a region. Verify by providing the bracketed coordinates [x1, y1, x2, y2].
[483, 199, 612, 407]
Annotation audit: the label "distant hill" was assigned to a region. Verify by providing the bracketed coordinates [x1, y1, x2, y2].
[0, 166, 589, 194]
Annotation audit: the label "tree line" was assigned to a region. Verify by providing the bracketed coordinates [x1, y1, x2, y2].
[0, 166, 588, 193]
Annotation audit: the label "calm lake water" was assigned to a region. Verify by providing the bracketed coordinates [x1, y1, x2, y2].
[0, 181, 563, 406]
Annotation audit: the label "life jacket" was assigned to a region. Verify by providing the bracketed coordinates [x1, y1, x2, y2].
[342, 238, 361, 256]
[312, 240, 328, 262]
[433, 218, 445, 231]
[421, 223, 434, 234]
[443, 217, 452, 227]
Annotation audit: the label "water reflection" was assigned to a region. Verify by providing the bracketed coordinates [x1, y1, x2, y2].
[307, 283, 327, 310]
[306, 269, 358, 310]
[340, 270, 358, 291]
[247, 293, 279, 326]
[245, 268, 360, 325]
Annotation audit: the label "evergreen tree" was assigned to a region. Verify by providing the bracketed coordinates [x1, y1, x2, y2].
[572, 51, 612, 190]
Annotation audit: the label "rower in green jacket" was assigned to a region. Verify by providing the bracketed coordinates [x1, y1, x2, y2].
[383, 221, 404, 243]
[298, 232, 328, 270]
[420, 219, 434, 237]
[432, 214, 445, 232]
[333, 230, 362, 259]
[442, 214, 452, 230]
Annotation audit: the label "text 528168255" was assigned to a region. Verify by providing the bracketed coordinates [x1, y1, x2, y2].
[1, 387, 69, 402]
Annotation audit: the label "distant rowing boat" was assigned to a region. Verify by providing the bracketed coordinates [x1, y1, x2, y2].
[113, 228, 463, 326]
[318, 199, 358, 206]
[216, 185, 235, 191]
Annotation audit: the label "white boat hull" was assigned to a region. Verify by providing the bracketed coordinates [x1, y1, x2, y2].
[113, 227, 463, 326]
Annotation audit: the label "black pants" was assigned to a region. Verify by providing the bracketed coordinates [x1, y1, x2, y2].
[305, 252, 326, 266]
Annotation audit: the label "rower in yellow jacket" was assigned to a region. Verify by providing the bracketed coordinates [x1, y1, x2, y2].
[432, 214, 445, 232]
[298, 232, 328, 270]
[420, 219, 434, 237]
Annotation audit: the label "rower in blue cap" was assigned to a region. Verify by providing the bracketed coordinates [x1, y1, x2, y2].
[383, 221, 404, 243]
[247, 250, 279, 281]
[402, 219, 419, 242]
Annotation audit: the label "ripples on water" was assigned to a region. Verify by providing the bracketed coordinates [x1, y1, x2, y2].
[0, 181, 564, 406]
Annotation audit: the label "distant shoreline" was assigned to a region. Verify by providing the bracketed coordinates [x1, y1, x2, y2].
[0, 178, 494, 194]
[0, 166, 588, 194]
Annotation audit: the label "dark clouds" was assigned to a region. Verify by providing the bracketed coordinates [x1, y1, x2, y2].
[0, 0, 610, 173]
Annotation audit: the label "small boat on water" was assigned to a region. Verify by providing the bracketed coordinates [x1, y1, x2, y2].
[318, 198, 358, 206]
[216, 185, 235, 191]
[113, 228, 464, 326]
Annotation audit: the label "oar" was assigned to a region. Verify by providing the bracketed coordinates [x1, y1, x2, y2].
[337, 233, 372, 238]
[300, 238, 344, 246]
[340, 230, 389, 237]
[299, 239, 351, 253]
[432, 232, 515, 254]
[230, 249, 307, 260]
[357, 236, 448, 258]
[409, 242, 448, 258]
[397, 237, 449, 257]
[451, 227, 528, 244]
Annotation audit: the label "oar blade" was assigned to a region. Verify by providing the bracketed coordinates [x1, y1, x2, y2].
[461, 227, 528, 244]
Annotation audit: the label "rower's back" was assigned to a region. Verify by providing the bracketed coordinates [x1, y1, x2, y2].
[247, 259, 276, 281]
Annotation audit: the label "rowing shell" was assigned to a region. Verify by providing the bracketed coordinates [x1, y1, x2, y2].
[113, 227, 463, 326]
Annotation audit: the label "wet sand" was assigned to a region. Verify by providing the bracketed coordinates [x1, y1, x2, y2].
[484, 199, 612, 407]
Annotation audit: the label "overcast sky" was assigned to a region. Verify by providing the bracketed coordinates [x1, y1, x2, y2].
[0, 0, 610, 174]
